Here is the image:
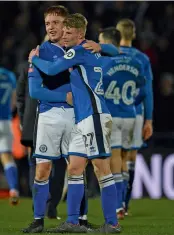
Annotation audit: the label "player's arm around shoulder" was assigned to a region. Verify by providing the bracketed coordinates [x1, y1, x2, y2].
[64, 45, 85, 60]
[30, 45, 84, 76]
[82, 40, 119, 56]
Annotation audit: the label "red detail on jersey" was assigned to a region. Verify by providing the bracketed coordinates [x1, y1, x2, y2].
[28, 67, 33, 73]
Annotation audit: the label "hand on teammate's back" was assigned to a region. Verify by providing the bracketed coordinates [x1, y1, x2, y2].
[142, 120, 153, 141]
[82, 40, 101, 53]
[66, 92, 73, 106]
[28, 45, 40, 63]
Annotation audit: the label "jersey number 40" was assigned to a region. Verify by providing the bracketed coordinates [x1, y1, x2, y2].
[105, 80, 136, 105]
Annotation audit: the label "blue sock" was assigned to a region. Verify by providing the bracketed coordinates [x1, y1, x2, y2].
[122, 171, 129, 207]
[67, 175, 84, 224]
[125, 161, 135, 210]
[33, 179, 49, 219]
[99, 174, 118, 226]
[113, 173, 123, 211]
[4, 162, 18, 190]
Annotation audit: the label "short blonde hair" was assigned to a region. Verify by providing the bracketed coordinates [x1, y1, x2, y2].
[116, 19, 136, 40]
[63, 13, 88, 34]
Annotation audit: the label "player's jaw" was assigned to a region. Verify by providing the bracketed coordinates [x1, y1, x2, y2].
[48, 30, 63, 43]
[63, 38, 75, 48]
[62, 27, 82, 48]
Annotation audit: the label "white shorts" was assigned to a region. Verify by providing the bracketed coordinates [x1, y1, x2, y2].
[68, 113, 112, 159]
[111, 117, 135, 150]
[132, 115, 144, 149]
[0, 120, 13, 153]
[34, 107, 75, 162]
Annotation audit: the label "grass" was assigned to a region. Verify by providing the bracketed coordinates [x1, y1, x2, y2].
[0, 198, 174, 235]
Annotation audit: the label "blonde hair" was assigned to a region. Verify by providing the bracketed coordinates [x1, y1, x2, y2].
[63, 13, 88, 34]
[116, 19, 136, 40]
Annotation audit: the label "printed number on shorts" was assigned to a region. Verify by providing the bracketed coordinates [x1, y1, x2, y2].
[83, 132, 94, 147]
[105, 80, 136, 105]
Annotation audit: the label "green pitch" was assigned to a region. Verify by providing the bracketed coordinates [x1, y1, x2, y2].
[0, 198, 174, 235]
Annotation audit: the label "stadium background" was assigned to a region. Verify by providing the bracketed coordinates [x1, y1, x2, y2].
[1, 1, 174, 199]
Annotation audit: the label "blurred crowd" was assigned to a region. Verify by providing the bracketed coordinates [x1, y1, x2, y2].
[1, 1, 174, 135]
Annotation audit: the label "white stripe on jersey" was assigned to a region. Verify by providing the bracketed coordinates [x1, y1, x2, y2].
[79, 65, 102, 113]
[51, 43, 65, 53]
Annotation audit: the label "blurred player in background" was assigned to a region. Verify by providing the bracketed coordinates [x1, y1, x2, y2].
[16, 60, 37, 193]
[82, 25, 150, 218]
[29, 13, 121, 234]
[98, 27, 146, 219]
[0, 67, 19, 205]
[116, 19, 153, 215]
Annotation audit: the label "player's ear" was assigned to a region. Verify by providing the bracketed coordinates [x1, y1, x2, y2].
[78, 29, 85, 39]
[78, 32, 82, 39]
[132, 29, 136, 40]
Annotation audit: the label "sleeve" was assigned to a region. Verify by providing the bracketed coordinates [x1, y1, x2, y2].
[32, 48, 84, 76]
[99, 57, 112, 75]
[135, 87, 147, 106]
[28, 66, 67, 102]
[136, 67, 146, 88]
[143, 60, 153, 120]
[100, 44, 119, 57]
[16, 63, 28, 125]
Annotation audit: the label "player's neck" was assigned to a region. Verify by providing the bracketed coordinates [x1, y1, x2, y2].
[120, 39, 132, 47]
[56, 38, 65, 47]
[77, 38, 85, 45]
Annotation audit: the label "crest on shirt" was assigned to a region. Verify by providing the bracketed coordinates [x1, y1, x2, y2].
[64, 49, 75, 59]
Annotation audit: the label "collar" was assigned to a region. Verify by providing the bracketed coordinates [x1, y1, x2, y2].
[65, 40, 87, 51]
[79, 39, 87, 46]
